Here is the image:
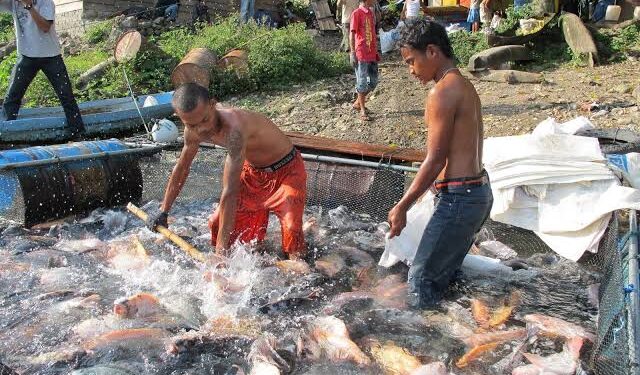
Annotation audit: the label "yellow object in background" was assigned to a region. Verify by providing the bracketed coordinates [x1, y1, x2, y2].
[442, 0, 457, 6]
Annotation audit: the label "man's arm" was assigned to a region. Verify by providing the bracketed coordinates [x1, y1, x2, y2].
[160, 139, 198, 213]
[19, 0, 54, 33]
[215, 127, 245, 254]
[388, 86, 458, 237]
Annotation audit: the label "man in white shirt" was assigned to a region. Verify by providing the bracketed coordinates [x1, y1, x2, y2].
[0, 0, 85, 139]
[336, 0, 358, 52]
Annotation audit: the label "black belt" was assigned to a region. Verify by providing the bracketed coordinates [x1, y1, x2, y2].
[434, 170, 489, 192]
[255, 148, 297, 173]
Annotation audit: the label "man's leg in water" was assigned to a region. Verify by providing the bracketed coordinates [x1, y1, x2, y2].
[267, 152, 307, 259]
[408, 184, 493, 308]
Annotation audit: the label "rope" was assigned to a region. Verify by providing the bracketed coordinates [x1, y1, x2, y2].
[121, 66, 152, 139]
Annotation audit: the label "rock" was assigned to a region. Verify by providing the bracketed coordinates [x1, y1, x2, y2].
[302, 90, 332, 104]
[561, 13, 598, 67]
[139, 21, 152, 29]
[153, 17, 165, 25]
[467, 45, 532, 72]
[121, 16, 138, 29]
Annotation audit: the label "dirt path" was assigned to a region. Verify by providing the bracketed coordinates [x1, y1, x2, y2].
[227, 48, 640, 150]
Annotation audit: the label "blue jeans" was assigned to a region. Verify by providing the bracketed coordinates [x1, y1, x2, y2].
[408, 177, 493, 309]
[3, 54, 84, 135]
[165, 4, 179, 21]
[240, 0, 255, 23]
[355, 61, 379, 93]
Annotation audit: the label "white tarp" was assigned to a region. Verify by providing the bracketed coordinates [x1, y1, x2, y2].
[486, 117, 640, 261]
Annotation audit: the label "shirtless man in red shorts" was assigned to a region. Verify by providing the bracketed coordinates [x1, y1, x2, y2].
[147, 83, 307, 260]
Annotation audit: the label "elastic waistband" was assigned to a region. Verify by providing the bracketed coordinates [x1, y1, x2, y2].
[253, 148, 297, 173]
[434, 170, 489, 191]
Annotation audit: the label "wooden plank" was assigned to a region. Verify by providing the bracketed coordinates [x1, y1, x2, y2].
[310, 0, 338, 30]
[285, 132, 425, 163]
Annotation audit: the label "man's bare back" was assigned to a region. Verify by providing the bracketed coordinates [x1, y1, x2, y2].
[183, 103, 293, 167]
[428, 72, 483, 181]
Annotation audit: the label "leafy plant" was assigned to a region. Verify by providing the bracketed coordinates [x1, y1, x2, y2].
[495, 4, 537, 34]
[0, 13, 13, 44]
[84, 19, 115, 46]
[448, 31, 489, 66]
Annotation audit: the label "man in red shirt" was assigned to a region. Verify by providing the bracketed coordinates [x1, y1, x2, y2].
[350, 0, 380, 122]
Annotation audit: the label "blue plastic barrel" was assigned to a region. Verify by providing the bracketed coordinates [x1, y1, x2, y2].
[0, 139, 143, 226]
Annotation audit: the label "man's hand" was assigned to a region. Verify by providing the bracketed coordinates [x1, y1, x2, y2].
[350, 52, 358, 70]
[146, 210, 168, 231]
[387, 203, 408, 239]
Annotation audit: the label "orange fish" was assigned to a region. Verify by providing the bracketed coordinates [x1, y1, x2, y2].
[276, 260, 311, 275]
[84, 328, 166, 351]
[471, 299, 490, 329]
[456, 342, 499, 368]
[113, 292, 162, 319]
[463, 328, 527, 347]
[305, 316, 371, 366]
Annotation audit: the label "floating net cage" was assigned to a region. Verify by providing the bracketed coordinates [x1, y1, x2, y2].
[1, 143, 638, 375]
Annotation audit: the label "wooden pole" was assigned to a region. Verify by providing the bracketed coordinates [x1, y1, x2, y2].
[126, 203, 206, 263]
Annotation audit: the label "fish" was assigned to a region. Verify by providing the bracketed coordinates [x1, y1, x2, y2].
[204, 315, 262, 338]
[365, 338, 422, 375]
[70, 362, 146, 375]
[83, 328, 167, 352]
[463, 329, 527, 348]
[315, 253, 347, 277]
[324, 274, 408, 314]
[461, 254, 537, 281]
[514, 336, 583, 375]
[471, 299, 491, 329]
[304, 316, 371, 366]
[423, 312, 475, 340]
[476, 240, 518, 260]
[205, 271, 248, 293]
[276, 259, 312, 275]
[455, 342, 499, 368]
[409, 362, 450, 375]
[523, 314, 595, 342]
[165, 330, 253, 356]
[54, 238, 107, 253]
[323, 291, 373, 314]
[106, 236, 150, 271]
[113, 292, 163, 319]
[338, 246, 375, 271]
[248, 333, 290, 375]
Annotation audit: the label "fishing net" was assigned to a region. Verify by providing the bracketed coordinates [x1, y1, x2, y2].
[588, 214, 639, 375]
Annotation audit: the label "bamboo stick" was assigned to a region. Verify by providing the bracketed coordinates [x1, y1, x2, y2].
[126, 203, 206, 263]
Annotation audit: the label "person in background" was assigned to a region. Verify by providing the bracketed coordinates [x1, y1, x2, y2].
[401, 0, 422, 20]
[336, 0, 358, 52]
[192, 0, 211, 25]
[388, 19, 493, 309]
[350, 0, 380, 122]
[0, 0, 85, 139]
[467, 0, 481, 32]
[165, 0, 180, 21]
[240, 0, 255, 23]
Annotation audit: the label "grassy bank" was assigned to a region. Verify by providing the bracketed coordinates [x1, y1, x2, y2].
[0, 16, 350, 107]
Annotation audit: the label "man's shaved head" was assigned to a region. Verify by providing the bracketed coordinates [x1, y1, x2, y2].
[172, 83, 212, 113]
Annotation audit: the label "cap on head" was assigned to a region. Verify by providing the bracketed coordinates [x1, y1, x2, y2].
[172, 83, 212, 113]
[398, 19, 454, 59]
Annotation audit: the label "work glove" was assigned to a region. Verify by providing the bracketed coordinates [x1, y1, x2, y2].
[350, 53, 358, 70]
[146, 210, 168, 231]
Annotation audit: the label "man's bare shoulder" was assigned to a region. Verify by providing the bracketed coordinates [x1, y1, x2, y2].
[428, 74, 475, 105]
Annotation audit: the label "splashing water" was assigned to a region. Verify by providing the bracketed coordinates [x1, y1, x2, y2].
[0, 200, 600, 374]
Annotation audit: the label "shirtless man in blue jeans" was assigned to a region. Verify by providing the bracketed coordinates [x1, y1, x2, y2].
[387, 19, 493, 309]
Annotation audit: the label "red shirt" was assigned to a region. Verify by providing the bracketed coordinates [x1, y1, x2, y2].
[350, 5, 379, 62]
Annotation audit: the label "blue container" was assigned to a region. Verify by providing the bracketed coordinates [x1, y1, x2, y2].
[0, 139, 142, 226]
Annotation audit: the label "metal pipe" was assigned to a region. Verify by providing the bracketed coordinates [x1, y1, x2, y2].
[0, 145, 164, 171]
[628, 209, 640, 374]
[197, 142, 421, 173]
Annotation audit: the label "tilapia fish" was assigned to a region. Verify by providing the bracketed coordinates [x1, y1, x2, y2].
[463, 329, 527, 348]
[84, 328, 168, 352]
[513, 336, 583, 375]
[315, 253, 347, 277]
[456, 342, 499, 368]
[523, 314, 595, 341]
[276, 259, 312, 275]
[248, 333, 290, 375]
[409, 362, 450, 375]
[364, 338, 422, 375]
[113, 292, 163, 319]
[304, 316, 371, 366]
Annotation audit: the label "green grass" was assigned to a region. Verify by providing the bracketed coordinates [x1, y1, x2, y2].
[0, 16, 350, 107]
[449, 31, 490, 67]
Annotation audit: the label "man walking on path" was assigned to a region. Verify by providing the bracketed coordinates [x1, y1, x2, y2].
[387, 19, 493, 309]
[0, 0, 85, 139]
[337, 0, 358, 52]
[350, 0, 380, 122]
